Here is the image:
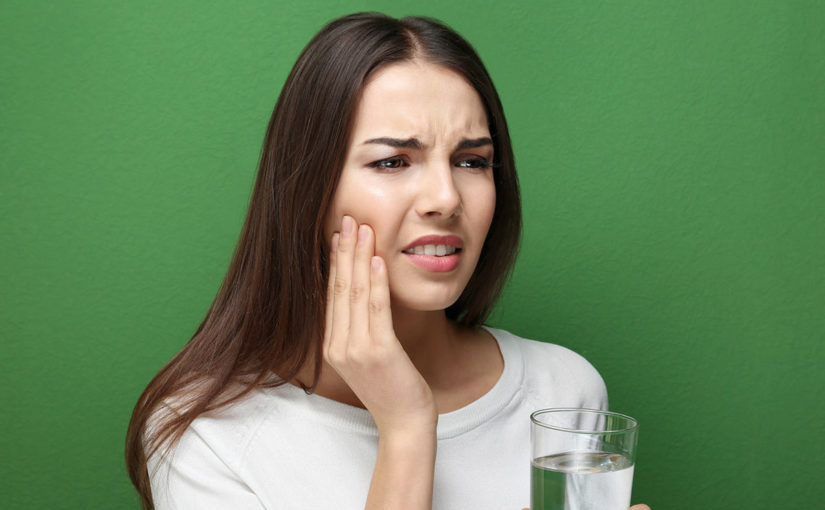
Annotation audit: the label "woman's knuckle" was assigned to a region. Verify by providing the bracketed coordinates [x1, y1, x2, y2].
[350, 283, 365, 301]
[333, 277, 348, 295]
[368, 299, 384, 314]
[326, 346, 345, 366]
[345, 345, 363, 363]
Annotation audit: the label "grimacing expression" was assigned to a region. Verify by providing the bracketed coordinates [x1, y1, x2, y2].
[326, 60, 496, 313]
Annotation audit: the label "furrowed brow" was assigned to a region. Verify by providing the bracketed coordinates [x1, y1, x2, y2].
[455, 137, 494, 150]
[362, 137, 423, 149]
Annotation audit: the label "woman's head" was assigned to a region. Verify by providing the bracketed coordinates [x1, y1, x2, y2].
[253, 12, 521, 329]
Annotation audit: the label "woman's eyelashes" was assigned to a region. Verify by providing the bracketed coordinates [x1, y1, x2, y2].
[455, 156, 494, 170]
[367, 156, 408, 170]
[366, 155, 494, 171]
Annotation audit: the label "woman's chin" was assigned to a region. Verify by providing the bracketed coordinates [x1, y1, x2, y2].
[389, 291, 462, 315]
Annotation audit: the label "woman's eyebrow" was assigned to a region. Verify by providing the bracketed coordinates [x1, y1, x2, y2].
[362, 137, 423, 149]
[455, 137, 493, 150]
[360, 136, 493, 151]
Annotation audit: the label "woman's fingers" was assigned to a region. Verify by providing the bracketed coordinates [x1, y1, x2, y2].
[322, 232, 339, 357]
[326, 216, 378, 366]
[322, 216, 436, 434]
[348, 223, 373, 347]
[328, 215, 356, 362]
[368, 255, 394, 341]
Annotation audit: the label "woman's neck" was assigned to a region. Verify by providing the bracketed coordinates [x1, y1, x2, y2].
[389, 307, 458, 371]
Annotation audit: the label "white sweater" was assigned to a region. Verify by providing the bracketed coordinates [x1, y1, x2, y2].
[148, 327, 608, 509]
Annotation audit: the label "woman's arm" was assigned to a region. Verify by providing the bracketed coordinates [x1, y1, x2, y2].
[367, 426, 436, 509]
[324, 216, 437, 510]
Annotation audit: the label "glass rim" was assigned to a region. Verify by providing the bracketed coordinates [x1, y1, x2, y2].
[530, 408, 639, 434]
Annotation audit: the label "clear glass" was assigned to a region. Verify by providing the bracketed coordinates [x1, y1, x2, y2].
[530, 409, 639, 510]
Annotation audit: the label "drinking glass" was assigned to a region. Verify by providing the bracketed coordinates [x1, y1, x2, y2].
[530, 409, 639, 510]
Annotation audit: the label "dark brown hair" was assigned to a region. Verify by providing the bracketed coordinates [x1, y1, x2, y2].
[125, 12, 521, 508]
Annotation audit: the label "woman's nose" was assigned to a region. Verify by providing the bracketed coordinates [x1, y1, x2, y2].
[414, 161, 462, 218]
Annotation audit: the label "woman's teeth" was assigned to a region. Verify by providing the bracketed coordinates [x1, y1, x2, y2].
[404, 245, 458, 256]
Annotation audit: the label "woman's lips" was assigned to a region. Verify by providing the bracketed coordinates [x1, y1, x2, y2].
[401, 235, 463, 272]
[403, 251, 461, 272]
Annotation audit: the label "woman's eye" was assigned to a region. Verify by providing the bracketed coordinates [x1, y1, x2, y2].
[455, 157, 493, 169]
[368, 157, 407, 170]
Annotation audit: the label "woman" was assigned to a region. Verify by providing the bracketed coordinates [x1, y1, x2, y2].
[126, 12, 649, 510]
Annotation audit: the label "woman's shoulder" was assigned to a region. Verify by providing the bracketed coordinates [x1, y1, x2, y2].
[483, 326, 608, 408]
[484, 326, 600, 371]
[149, 380, 278, 458]
[145, 382, 288, 506]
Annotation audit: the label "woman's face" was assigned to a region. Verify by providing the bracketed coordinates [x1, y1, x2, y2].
[326, 60, 496, 312]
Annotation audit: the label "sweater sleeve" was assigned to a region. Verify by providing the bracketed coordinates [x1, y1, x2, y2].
[147, 426, 265, 510]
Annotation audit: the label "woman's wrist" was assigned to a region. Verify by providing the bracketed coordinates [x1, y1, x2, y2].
[374, 403, 438, 437]
[378, 421, 437, 454]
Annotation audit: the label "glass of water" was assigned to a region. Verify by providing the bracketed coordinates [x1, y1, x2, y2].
[530, 409, 639, 510]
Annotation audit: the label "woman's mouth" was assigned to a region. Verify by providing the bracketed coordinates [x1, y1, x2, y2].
[402, 244, 459, 256]
[401, 236, 463, 272]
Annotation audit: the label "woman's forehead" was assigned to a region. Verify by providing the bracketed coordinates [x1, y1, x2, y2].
[351, 61, 489, 146]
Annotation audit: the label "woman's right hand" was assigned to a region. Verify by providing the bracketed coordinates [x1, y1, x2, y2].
[323, 215, 437, 435]
[325, 216, 437, 509]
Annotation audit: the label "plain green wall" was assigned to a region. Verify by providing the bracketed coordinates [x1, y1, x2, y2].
[2, 1, 823, 508]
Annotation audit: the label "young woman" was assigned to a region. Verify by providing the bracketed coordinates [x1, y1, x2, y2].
[126, 12, 650, 510]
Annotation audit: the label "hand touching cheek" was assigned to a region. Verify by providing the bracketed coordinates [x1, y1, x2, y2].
[323, 216, 437, 434]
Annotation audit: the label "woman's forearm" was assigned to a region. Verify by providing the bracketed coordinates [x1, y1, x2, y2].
[365, 427, 437, 510]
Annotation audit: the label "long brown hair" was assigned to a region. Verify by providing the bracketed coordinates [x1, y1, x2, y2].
[126, 12, 521, 508]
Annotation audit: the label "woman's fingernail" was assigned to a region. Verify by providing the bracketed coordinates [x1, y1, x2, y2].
[341, 216, 354, 237]
[331, 233, 339, 253]
[371, 256, 381, 273]
[358, 224, 368, 243]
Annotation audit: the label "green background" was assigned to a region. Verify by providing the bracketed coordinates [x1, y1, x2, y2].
[2, 1, 823, 508]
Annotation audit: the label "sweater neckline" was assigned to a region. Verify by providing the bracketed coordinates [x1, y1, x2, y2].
[267, 326, 525, 440]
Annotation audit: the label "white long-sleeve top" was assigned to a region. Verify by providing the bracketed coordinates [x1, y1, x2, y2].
[147, 327, 608, 509]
